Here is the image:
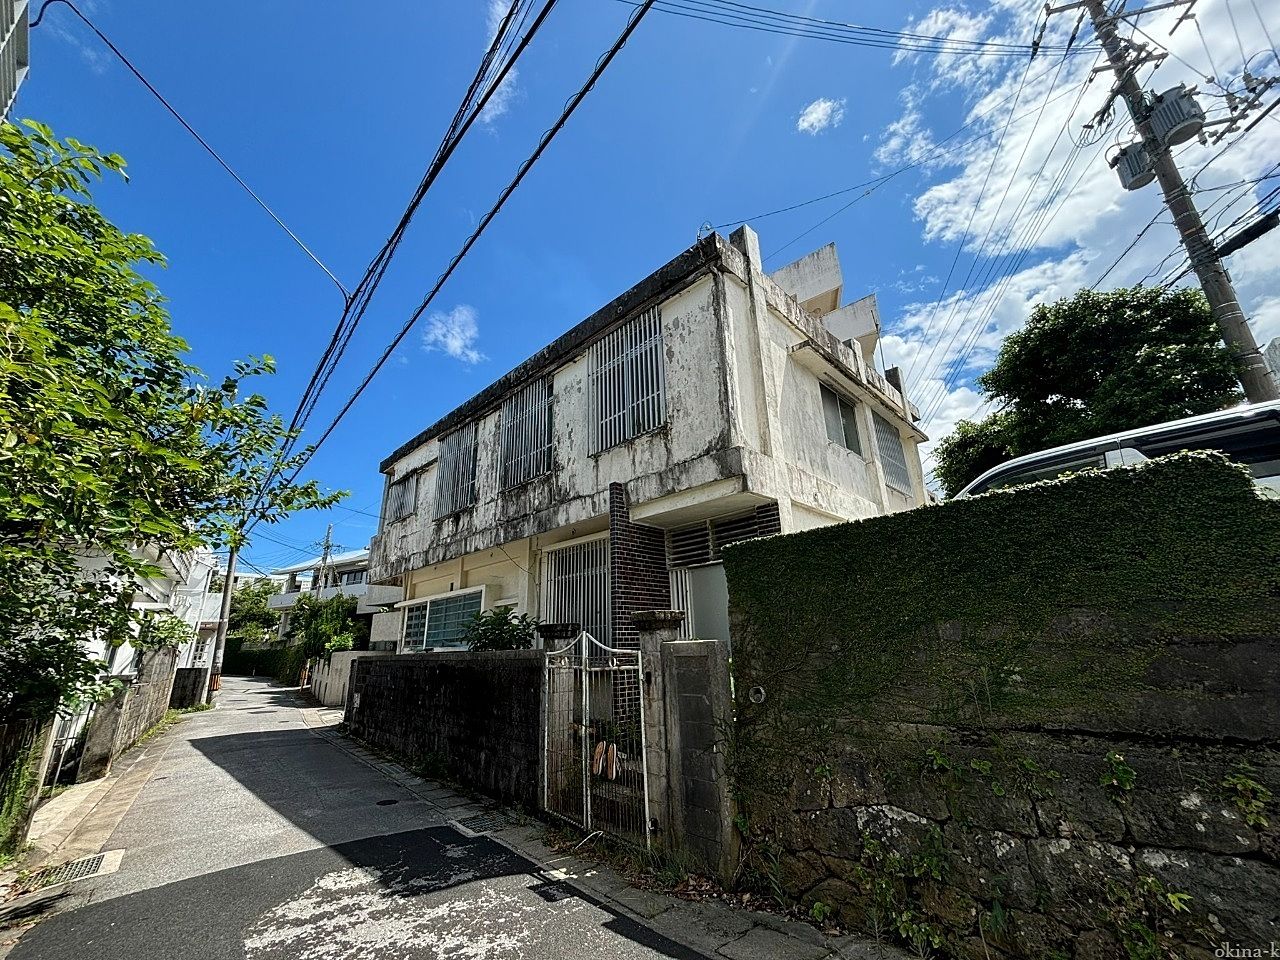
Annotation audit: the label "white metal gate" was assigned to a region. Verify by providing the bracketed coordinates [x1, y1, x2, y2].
[543, 632, 650, 848]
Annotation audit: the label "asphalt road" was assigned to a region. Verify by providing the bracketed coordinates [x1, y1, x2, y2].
[12, 677, 699, 960]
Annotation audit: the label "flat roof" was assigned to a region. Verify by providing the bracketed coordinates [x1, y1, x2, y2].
[271, 548, 369, 575]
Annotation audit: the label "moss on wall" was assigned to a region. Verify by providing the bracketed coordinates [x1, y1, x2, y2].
[722, 453, 1280, 957]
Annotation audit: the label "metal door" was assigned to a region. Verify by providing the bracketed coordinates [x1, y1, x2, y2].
[543, 632, 649, 848]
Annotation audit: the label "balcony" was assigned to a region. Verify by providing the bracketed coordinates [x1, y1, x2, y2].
[267, 581, 400, 614]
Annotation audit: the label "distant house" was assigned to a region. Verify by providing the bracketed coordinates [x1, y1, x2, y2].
[367, 227, 928, 652]
[269, 550, 402, 650]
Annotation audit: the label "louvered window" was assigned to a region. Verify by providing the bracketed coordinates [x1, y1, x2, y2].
[589, 306, 666, 453]
[539, 536, 610, 644]
[666, 506, 782, 568]
[386, 473, 417, 522]
[500, 377, 554, 488]
[434, 421, 479, 517]
[873, 412, 912, 493]
[402, 590, 484, 651]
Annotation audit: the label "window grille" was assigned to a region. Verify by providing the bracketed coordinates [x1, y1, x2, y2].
[386, 473, 417, 522]
[402, 590, 483, 651]
[820, 383, 863, 455]
[589, 306, 666, 453]
[540, 537, 610, 644]
[873, 412, 913, 493]
[667, 506, 783, 568]
[434, 421, 479, 517]
[500, 377, 554, 488]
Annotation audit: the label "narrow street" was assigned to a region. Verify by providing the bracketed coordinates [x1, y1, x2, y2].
[10, 678, 702, 960]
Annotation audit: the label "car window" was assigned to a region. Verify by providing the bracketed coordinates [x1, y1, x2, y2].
[972, 451, 1108, 495]
[1135, 421, 1280, 488]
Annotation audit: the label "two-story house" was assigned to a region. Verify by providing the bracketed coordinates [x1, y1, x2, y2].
[269, 549, 402, 650]
[368, 226, 928, 652]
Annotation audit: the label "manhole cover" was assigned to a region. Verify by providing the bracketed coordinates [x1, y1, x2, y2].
[30, 854, 106, 889]
[376, 799, 399, 806]
[455, 811, 515, 834]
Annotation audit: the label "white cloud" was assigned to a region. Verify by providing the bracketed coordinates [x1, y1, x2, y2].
[422, 305, 487, 365]
[796, 97, 846, 135]
[480, 1, 520, 125]
[874, 0, 1280, 449]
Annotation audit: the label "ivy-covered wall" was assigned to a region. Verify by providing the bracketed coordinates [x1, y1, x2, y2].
[723, 453, 1279, 960]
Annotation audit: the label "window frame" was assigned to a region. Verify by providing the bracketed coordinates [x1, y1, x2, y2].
[400, 586, 486, 652]
[385, 472, 418, 523]
[820, 383, 863, 456]
[872, 411, 913, 494]
[588, 306, 667, 454]
[500, 377, 555, 489]
[433, 421, 480, 518]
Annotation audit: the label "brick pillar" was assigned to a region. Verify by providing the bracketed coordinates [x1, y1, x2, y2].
[633, 609, 686, 849]
[608, 483, 671, 650]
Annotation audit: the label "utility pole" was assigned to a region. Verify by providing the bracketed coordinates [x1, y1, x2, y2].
[1077, 0, 1278, 401]
[317, 524, 333, 593]
[203, 545, 237, 703]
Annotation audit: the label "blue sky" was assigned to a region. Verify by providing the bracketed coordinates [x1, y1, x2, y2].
[18, 0, 1280, 570]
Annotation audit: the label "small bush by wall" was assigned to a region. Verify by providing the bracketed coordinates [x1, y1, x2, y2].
[347, 651, 543, 807]
[723, 453, 1280, 959]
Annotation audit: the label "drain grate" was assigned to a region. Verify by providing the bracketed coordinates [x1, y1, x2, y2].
[30, 854, 106, 889]
[455, 811, 516, 834]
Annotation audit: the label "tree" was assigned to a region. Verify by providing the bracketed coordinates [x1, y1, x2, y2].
[0, 120, 339, 721]
[226, 580, 280, 647]
[933, 287, 1241, 497]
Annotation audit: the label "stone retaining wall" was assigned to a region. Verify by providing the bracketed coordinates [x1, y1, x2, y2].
[723, 455, 1280, 959]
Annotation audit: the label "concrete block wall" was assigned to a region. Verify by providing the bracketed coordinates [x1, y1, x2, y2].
[168, 666, 205, 710]
[79, 647, 178, 782]
[346, 650, 543, 807]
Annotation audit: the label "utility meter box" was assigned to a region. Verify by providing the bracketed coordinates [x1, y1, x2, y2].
[1114, 141, 1155, 190]
[1149, 85, 1205, 146]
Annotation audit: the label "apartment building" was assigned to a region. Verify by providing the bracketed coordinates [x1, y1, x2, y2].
[269, 549, 402, 650]
[369, 226, 928, 651]
[1, 0, 29, 118]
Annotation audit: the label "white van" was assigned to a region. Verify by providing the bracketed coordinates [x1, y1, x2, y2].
[956, 400, 1280, 498]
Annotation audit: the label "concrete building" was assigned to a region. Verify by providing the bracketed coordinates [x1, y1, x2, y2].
[1, 0, 29, 119]
[368, 227, 928, 652]
[269, 549, 402, 650]
[1266, 337, 1280, 383]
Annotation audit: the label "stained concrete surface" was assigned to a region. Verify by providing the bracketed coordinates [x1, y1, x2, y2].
[9, 677, 700, 960]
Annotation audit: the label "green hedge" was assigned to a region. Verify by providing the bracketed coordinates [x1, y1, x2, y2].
[221, 636, 285, 679]
[722, 452, 1280, 806]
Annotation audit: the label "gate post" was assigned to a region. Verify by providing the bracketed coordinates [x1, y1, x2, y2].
[632, 610, 684, 849]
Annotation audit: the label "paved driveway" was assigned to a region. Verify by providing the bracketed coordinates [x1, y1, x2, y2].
[10, 677, 700, 960]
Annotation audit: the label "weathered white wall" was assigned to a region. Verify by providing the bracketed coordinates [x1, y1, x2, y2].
[372, 231, 929, 621]
[310, 650, 376, 708]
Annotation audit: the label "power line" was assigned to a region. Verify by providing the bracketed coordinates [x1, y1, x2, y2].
[29, 0, 348, 300]
[252, 0, 661, 520]
[611, 0, 1083, 57]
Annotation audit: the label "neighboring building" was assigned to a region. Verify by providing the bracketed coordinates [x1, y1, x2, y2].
[269, 549, 402, 650]
[170, 550, 224, 670]
[369, 227, 929, 652]
[1, 0, 30, 118]
[1266, 337, 1280, 383]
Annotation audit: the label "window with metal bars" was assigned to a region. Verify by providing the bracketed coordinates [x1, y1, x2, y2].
[500, 377, 554, 489]
[873, 412, 913, 493]
[402, 590, 484, 651]
[539, 537, 610, 644]
[820, 383, 863, 455]
[386, 473, 417, 522]
[588, 306, 666, 453]
[434, 421, 479, 517]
